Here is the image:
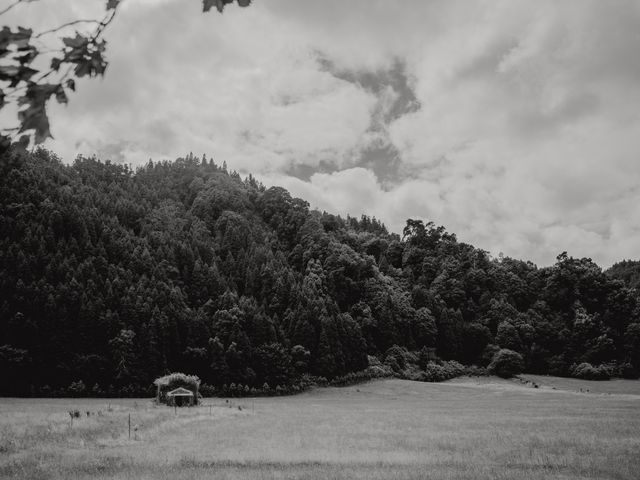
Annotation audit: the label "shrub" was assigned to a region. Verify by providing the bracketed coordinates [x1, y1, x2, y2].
[547, 354, 568, 376]
[466, 364, 488, 377]
[367, 355, 383, 367]
[619, 362, 639, 379]
[67, 380, 86, 396]
[417, 360, 471, 382]
[421, 362, 447, 382]
[199, 383, 217, 397]
[328, 366, 394, 387]
[489, 349, 525, 378]
[383, 345, 414, 373]
[571, 362, 611, 380]
[481, 344, 500, 367]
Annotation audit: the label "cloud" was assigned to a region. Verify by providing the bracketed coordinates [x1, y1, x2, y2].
[8, 0, 640, 267]
[42, 0, 377, 171]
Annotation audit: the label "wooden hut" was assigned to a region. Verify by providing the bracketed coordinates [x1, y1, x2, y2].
[166, 387, 195, 406]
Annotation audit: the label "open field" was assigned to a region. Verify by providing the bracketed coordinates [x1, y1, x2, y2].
[1, 377, 640, 480]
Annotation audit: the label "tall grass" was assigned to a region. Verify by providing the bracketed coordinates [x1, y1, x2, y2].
[1, 378, 639, 479]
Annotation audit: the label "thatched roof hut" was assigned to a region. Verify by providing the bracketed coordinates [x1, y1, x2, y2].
[154, 373, 200, 406]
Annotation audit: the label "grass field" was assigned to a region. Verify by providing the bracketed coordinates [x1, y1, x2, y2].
[1, 376, 639, 479]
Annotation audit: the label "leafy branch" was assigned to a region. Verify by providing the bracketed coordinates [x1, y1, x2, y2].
[0, 0, 252, 151]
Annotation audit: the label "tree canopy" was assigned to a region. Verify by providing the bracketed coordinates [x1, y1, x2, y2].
[1, 146, 639, 396]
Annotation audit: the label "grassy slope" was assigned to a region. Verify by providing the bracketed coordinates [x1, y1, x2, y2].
[1, 377, 639, 479]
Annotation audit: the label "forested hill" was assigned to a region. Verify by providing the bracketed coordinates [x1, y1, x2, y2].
[606, 260, 640, 291]
[1, 148, 640, 396]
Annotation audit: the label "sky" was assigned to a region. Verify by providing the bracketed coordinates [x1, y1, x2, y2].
[7, 0, 640, 267]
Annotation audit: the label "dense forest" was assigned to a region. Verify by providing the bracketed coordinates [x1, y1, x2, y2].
[1, 147, 640, 396]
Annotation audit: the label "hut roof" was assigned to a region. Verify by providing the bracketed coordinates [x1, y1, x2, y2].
[166, 387, 194, 397]
[153, 372, 201, 387]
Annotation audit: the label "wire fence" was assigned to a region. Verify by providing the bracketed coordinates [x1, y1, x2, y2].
[63, 397, 257, 442]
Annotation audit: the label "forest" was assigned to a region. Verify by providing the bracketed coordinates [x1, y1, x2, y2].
[1, 147, 640, 396]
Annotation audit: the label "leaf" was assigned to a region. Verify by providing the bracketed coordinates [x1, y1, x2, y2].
[18, 102, 51, 144]
[74, 61, 91, 78]
[0, 26, 33, 57]
[66, 79, 75, 92]
[17, 135, 30, 150]
[202, 0, 216, 12]
[62, 34, 88, 49]
[0, 65, 38, 87]
[203, 0, 233, 13]
[0, 65, 19, 80]
[17, 83, 60, 144]
[17, 48, 37, 65]
[16, 27, 33, 39]
[51, 57, 62, 71]
[55, 85, 68, 104]
[237, 0, 251, 6]
[106, 0, 120, 9]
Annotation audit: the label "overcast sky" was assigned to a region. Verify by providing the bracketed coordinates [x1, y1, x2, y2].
[8, 0, 640, 267]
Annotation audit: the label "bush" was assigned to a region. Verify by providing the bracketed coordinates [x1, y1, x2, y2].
[547, 354, 568, 377]
[199, 383, 217, 397]
[329, 366, 394, 387]
[367, 364, 394, 378]
[465, 364, 488, 377]
[67, 380, 86, 396]
[416, 360, 471, 382]
[421, 362, 447, 381]
[570, 362, 611, 380]
[481, 344, 500, 367]
[488, 349, 524, 378]
[619, 362, 639, 379]
[383, 345, 417, 374]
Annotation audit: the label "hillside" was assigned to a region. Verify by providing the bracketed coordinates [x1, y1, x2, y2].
[1, 147, 640, 396]
[606, 260, 640, 290]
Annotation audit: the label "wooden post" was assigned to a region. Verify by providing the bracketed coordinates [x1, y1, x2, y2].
[174, 404, 177, 415]
[128, 413, 131, 440]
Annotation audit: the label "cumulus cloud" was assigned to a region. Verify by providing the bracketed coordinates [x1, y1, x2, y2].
[8, 0, 640, 266]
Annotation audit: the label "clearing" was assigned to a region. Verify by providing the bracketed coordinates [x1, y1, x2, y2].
[1, 376, 639, 479]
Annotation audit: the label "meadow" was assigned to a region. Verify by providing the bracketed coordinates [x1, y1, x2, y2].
[1, 376, 639, 480]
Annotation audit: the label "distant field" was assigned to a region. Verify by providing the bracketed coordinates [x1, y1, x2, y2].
[1, 377, 639, 479]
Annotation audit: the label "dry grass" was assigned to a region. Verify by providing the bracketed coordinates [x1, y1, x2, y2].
[1, 377, 639, 479]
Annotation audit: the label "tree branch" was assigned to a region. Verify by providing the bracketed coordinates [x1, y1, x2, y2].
[0, 0, 27, 17]
[35, 19, 102, 39]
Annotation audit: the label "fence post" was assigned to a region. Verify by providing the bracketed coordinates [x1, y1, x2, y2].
[128, 413, 131, 440]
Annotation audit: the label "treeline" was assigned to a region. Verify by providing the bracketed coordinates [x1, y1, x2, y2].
[1, 148, 639, 396]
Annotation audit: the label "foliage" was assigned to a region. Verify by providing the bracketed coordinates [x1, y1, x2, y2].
[488, 349, 525, 378]
[418, 361, 469, 382]
[606, 260, 640, 290]
[1, 147, 640, 396]
[0, 0, 252, 150]
[570, 362, 611, 381]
